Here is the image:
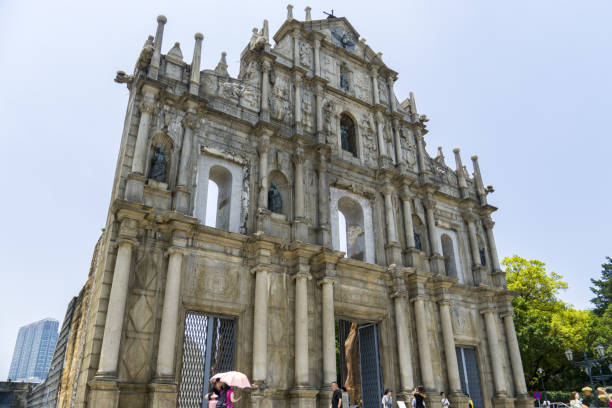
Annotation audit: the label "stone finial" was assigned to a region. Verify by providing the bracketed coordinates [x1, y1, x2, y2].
[435, 146, 445, 164]
[166, 42, 184, 64]
[409, 92, 418, 114]
[453, 148, 467, 189]
[471, 155, 487, 202]
[305, 6, 312, 21]
[215, 52, 229, 77]
[157, 14, 167, 24]
[190, 33, 204, 94]
[262, 19, 270, 41]
[149, 15, 167, 79]
[287, 4, 294, 20]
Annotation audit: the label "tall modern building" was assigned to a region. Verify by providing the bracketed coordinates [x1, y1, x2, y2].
[8, 318, 59, 382]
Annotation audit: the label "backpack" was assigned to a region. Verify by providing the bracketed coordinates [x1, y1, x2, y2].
[217, 390, 228, 408]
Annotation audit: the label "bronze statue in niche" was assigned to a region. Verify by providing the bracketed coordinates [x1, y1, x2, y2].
[268, 183, 282, 213]
[149, 146, 167, 182]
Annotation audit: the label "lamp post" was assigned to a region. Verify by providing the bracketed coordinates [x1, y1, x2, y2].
[565, 344, 610, 408]
[592, 344, 612, 387]
[538, 368, 547, 403]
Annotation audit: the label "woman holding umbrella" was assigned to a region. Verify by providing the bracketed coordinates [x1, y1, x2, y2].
[210, 371, 251, 408]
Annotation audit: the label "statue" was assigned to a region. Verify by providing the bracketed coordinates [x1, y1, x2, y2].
[249, 27, 267, 51]
[340, 123, 350, 151]
[149, 146, 167, 183]
[268, 183, 282, 213]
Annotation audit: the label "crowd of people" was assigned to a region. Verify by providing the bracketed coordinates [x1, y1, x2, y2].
[328, 381, 611, 408]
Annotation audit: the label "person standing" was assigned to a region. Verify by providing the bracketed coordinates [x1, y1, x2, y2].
[413, 386, 427, 408]
[382, 389, 393, 408]
[331, 382, 343, 408]
[467, 394, 474, 408]
[570, 391, 582, 408]
[440, 392, 449, 408]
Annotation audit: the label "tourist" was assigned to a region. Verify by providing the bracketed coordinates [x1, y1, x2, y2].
[382, 389, 393, 408]
[331, 382, 343, 408]
[440, 392, 449, 408]
[205, 378, 222, 408]
[224, 383, 241, 408]
[570, 391, 582, 408]
[597, 387, 612, 408]
[467, 394, 474, 408]
[413, 386, 427, 408]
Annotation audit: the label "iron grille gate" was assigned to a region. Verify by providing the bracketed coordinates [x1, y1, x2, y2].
[358, 324, 383, 408]
[178, 312, 236, 408]
[456, 347, 484, 408]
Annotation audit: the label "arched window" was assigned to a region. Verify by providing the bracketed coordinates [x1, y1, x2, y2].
[441, 234, 457, 278]
[207, 165, 232, 230]
[340, 114, 357, 157]
[337, 196, 365, 261]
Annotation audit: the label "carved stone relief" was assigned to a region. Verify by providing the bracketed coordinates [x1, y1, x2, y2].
[299, 41, 312, 68]
[377, 78, 388, 105]
[360, 113, 377, 169]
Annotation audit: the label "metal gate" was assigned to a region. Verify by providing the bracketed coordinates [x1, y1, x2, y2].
[178, 312, 236, 408]
[358, 324, 383, 408]
[456, 346, 484, 408]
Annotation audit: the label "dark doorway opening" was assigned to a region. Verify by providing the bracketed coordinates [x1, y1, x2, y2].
[336, 319, 383, 408]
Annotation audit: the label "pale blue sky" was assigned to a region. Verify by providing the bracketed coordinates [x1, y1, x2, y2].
[1, 0, 610, 380]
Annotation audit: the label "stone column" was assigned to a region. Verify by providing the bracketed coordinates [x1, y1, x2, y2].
[502, 312, 528, 396]
[189, 33, 203, 95]
[97, 238, 136, 375]
[439, 301, 463, 395]
[317, 149, 331, 247]
[412, 297, 435, 392]
[370, 67, 380, 105]
[392, 291, 414, 394]
[400, 187, 416, 249]
[463, 211, 481, 267]
[375, 112, 387, 157]
[423, 198, 440, 255]
[315, 84, 324, 139]
[252, 266, 270, 385]
[382, 184, 398, 244]
[483, 310, 507, 396]
[392, 119, 403, 166]
[483, 218, 501, 272]
[260, 61, 271, 121]
[319, 277, 336, 385]
[387, 74, 396, 112]
[314, 38, 321, 77]
[257, 135, 270, 209]
[155, 247, 184, 378]
[293, 29, 300, 67]
[414, 128, 428, 175]
[293, 147, 305, 219]
[131, 88, 159, 176]
[149, 15, 167, 79]
[294, 72, 303, 125]
[294, 271, 311, 386]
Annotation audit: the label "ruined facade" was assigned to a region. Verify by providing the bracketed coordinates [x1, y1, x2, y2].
[59, 7, 532, 408]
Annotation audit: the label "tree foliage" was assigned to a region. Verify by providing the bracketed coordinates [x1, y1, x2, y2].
[590, 257, 612, 317]
[503, 255, 612, 394]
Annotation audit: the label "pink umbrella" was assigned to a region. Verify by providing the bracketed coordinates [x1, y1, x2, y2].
[209, 371, 251, 389]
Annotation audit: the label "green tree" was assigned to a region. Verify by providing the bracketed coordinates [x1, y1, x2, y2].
[504, 256, 570, 390]
[590, 256, 612, 316]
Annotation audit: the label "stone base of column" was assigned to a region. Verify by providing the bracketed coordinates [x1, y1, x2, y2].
[491, 270, 507, 288]
[88, 377, 120, 408]
[492, 396, 515, 408]
[317, 389, 334, 408]
[173, 186, 191, 215]
[292, 218, 310, 242]
[405, 247, 425, 270]
[379, 155, 394, 169]
[448, 394, 469, 408]
[259, 112, 271, 123]
[514, 395, 532, 408]
[316, 132, 326, 145]
[148, 381, 178, 408]
[250, 391, 265, 408]
[385, 243, 403, 265]
[472, 265, 489, 286]
[144, 179, 172, 210]
[396, 389, 413, 403]
[125, 173, 147, 202]
[290, 388, 319, 408]
[319, 224, 332, 248]
[430, 254, 445, 275]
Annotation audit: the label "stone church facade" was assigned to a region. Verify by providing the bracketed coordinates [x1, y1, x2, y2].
[57, 7, 532, 408]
